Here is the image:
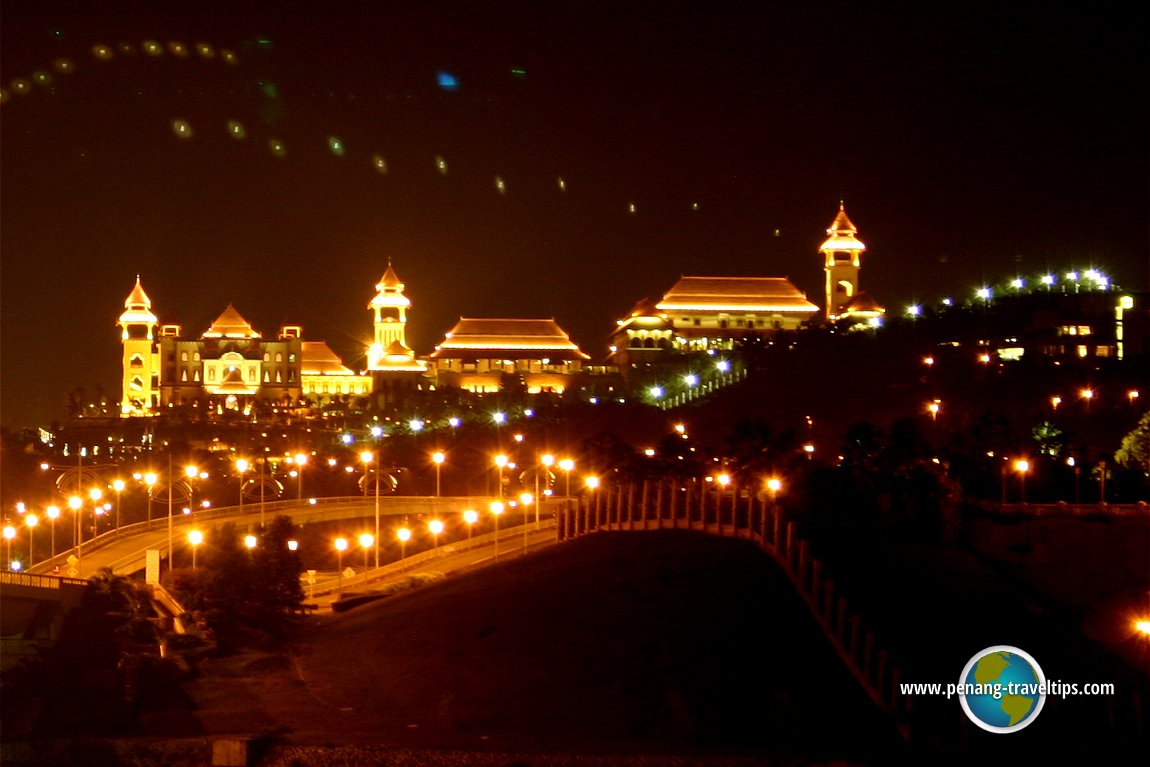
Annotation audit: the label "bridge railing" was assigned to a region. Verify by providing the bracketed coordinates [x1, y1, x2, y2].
[556, 480, 911, 741]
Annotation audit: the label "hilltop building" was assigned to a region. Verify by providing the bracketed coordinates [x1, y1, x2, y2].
[117, 278, 367, 417]
[428, 318, 591, 394]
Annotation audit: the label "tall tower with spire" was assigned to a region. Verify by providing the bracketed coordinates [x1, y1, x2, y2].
[118, 277, 159, 416]
[822, 203, 868, 321]
[367, 263, 416, 370]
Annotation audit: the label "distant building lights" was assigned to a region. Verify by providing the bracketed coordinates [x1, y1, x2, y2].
[370, 425, 384, 438]
[684, 374, 698, 386]
[408, 419, 423, 433]
[448, 417, 461, 428]
[976, 287, 992, 301]
[716, 359, 730, 372]
[341, 433, 353, 444]
[1066, 271, 1079, 281]
[492, 412, 506, 425]
[942, 298, 953, 307]
[649, 386, 664, 399]
[907, 304, 921, 317]
[1041, 274, 1055, 286]
[1084, 269, 1101, 281]
[1010, 278, 1024, 290]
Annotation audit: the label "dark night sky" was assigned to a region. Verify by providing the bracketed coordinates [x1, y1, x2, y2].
[2, 0, 1146, 429]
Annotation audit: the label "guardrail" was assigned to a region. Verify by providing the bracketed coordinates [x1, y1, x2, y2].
[556, 480, 911, 742]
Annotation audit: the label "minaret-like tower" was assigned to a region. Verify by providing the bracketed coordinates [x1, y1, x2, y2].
[367, 262, 412, 369]
[118, 276, 159, 416]
[821, 203, 867, 320]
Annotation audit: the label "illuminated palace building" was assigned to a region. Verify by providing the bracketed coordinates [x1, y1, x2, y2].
[116, 205, 891, 419]
[608, 204, 884, 366]
[117, 262, 595, 419]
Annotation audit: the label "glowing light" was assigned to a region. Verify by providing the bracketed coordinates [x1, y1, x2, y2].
[557, 177, 566, 192]
[976, 287, 992, 300]
[1014, 460, 1029, 473]
[358, 533, 374, 549]
[244, 534, 258, 549]
[328, 136, 345, 156]
[1081, 388, 1094, 400]
[448, 417, 460, 428]
[228, 120, 246, 139]
[716, 359, 730, 372]
[370, 425, 384, 438]
[220, 50, 238, 65]
[397, 527, 412, 542]
[585, 476, 600, 490]
[492, 412, 506, 425]
[334, 536, 348, 552]
[168, 41, 188, 56]
[649, 386, 664, 399]
[195, 42, 215, 58]
[1011, 278, 1024, 289]
[93, 45, 114, 60]
[489, 502, 504, 516]
[269, 138, 286, 157]
[409, 419, 424, 433]
[372, 154, 388, 173]
[435, 156, 448, 174]
[907, 304, 921, 317]
[494, 454, 508, 468]
[684, 374, 698, 386]
[715, 473, 731, 487]
[428, 519, 445, 535]
[463, 509, 479, 525]
[1066, 271, 1079, 281]
[54, 58, 74, 73]
[1050, 395, 1062, 409]
[1041, 274, 1055, 286]
[628, 202, 637, 214]
[144, 40, 163, 55]
[188, 529, 203, 545]
[495, 176, 506, 194]
[436, 71, 459, 91]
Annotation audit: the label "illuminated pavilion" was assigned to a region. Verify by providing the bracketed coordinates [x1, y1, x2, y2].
[427, 318, 591, 394]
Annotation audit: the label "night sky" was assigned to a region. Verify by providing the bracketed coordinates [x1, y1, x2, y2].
[2, 1, 1146, 429]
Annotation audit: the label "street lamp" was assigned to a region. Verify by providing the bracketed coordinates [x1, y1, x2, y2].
[235, 459, 250, 519]
[432, 451, 445, 498]
[1014, 459, 1030, 503]
[188, 529, 203, 569]
[766, 477, 782, 502]
[559, 458, 574, 497]
[244, 534, 258, 550]
[493, 454, 508, 499]
[538, 454, 555, 529]
[927, 401, 940, 422]
[3, 525, 15, 570]
[584, 476, 600, 490]
[358, 532, 374, 569]
[463, 509, 478, 538]
[111, 479, 126, 530]
[428, 519, 444, 548]
[396, 526, 411, 559]
[68, 495, 83, 575]
[294, 453, 308, 499]
[144, 472, 158, 525]
[360, 450, 381, 568]
[490, 501, 504, 561]
[25, 514, 38, 568]
[46, 505, 59, 558]
[334, 537, 348, 594]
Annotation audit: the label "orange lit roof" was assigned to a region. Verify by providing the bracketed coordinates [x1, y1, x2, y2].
[820, 203, 866, 253]
[301, 341, 354, 375]
[430, 318, 590, 360]
[656, 277, 819, 313]
[203, 304, 261, 339]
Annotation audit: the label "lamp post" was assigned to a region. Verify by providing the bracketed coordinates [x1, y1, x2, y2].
[144, 472, 158, 526]
[358, 533, 374, 569]
[429, 519, 444, 549]
[112, 479, 126, 531]
[188, 529, 203, 569]
[68, 495, 82, 575]
[235, 459, 249, 519]
[766, 477, 782, 503]
[397, 526, 411, 559]
[46, 505, 59, 558]
[432, 451, 445, 498]
[25, 514, 38, 568]
[494, 454, 508, 500]
[334, 537, 348, 594]
[559, 458, 574, 497]
[538, 454, 554, 529]
[294, 453, 308, 499]
[490, 502, 504, 561]
[463, 509, 478, 539]
[3, 525, 15, 570]
[1014, 460, 1030, 503]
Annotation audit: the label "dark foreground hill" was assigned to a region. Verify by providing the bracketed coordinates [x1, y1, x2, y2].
[187, 530, 907, 764]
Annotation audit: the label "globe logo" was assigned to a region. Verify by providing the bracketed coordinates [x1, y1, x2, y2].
[958, 645, 1046, 733]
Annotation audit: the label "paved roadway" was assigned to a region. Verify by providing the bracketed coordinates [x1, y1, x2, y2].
[25, 496, 565, 583]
